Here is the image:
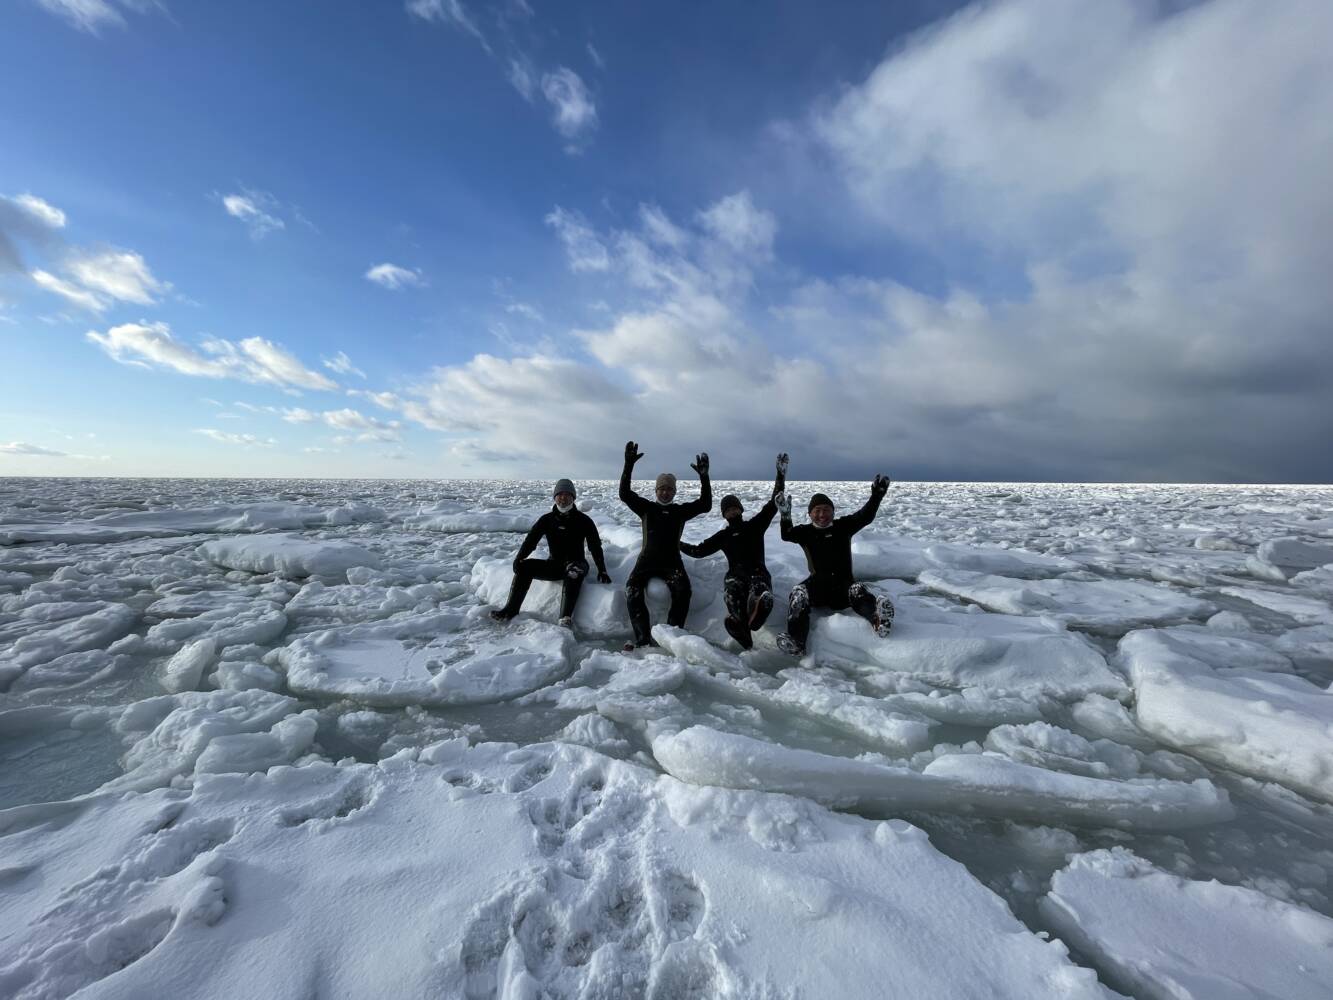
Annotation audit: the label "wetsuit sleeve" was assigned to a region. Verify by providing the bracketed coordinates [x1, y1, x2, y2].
[753, 497, 778, 533]
[680, 473, 712, 520]
[780, 515, 798, 542]
[515, 515, 547, 561]
[583, 514, 608, 574]
[840, 490, 884, 535]
[680, 529, 725, 559]
[619, 461, 650, 515]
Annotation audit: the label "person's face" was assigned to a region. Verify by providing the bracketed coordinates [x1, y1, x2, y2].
[723, 505, 743, 525]
[555, 491, 574, 509]
[656, 483, 676, 504]
[810, 503, 834, 528]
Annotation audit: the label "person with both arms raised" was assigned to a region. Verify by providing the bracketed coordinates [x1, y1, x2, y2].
[680, 452, 788, 650]
[619, 440, 711, 650]
[776, 469, 894, 656]
[491, 478, 611, 628]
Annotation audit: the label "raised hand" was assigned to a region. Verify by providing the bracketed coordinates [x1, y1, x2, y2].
[596, 570, 612, 584]
[624, 440, 643, 465]
[690, 452, 709, 476]
[775, 491, 792, 518]
[871, 473, 891, 497]
[776, 452, 789, 477]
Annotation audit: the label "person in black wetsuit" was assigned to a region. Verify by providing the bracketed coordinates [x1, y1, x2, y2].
[491, 478, 612, 628]
[776, 472, 893, 655]
[680, 452, 788, 650]
[619, 440, 711, 649]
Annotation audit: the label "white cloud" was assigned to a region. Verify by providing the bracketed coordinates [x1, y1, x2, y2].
[87, 322, 339, 393]
[365, 262, 425, 290]
[281, 407, 318, 423]
[8, 194, 66, 229]
[507, 58, 537, 101]
[697, 192, 776, 260]
[31, 270, 106, 312]
[541, 67, 597, 150]
[1, 441, 68, 456]
[65, 248, 166, 305]
[406, 0, 490, 52]
[347, 389, 403, 411]
[222, 191, 285, 239]
[2, 192, 69, 272]
[320, 407, 402, 442]
[323, 350, 366, 378]
[37, 0, 124, 33]
[544, 208, 610, 273]
[504, 302, 544, 322]
[195, 429, 277, 447]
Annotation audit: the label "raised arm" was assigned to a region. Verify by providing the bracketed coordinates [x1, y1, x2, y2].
[680, 529, 725, 559]
[754, 453, 788, 532]
[842, 474, 891, 534]
[680, 452, 712, 519]
[772, 452, 788, 500]
[776, 491, 797, 541]
[619, 440, 650, 515]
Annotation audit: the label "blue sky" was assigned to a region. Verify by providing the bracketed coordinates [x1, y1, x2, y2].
[2, 0, 1331, 482]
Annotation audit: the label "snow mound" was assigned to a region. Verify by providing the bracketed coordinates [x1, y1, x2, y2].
[198, 534, 381, 580]
[1040, 848, 1333, 1000]
[0, 741, 1111, 999]
[1120, 627, 1333, 802]
[919, 569, 1215, 634]
[809, 595, 1125, 701]
[279, 612, 575, 706]
[653, 726, 1232, 830]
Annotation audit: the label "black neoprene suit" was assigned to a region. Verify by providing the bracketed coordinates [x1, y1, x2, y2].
[620, 461, 711, 645]
[680, 497, 778, 646]
[499, 506, 609, 619]
[781, 490, 888, 648]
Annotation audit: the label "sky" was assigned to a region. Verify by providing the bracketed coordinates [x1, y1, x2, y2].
[1, 0, 1330, 483]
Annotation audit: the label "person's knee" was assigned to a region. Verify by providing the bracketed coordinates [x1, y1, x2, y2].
[849, 583, 869, 601]
[566, 561, 588, 580]
[789, 584, 809, 614]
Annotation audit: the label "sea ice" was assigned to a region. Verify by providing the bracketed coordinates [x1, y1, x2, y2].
[919, 569, 1216, 634]
[1040, 848, 1333, 1000]
[198, 534, 381, 580]
[1121, 627, 1333, 802]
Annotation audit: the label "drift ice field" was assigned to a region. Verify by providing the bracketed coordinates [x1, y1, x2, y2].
[2, 477, 1332, 999]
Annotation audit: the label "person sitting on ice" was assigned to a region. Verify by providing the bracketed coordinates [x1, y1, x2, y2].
[679, 452, 788, 649]
[619, 440, 711, 650]
[491, 478, 612, 628]
[775, 471, 893, 656]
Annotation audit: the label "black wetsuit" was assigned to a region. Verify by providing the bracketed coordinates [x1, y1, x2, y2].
[499, 506, 608, 619]
[781, 491, 890, 648]
[680, 497, 778, 647]
[620, 463, 711, 645]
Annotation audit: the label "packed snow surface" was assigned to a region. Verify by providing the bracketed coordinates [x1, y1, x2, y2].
[3, 476, 1333, 999]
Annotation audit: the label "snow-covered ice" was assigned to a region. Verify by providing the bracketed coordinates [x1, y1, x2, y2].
[3, 476, 1333, 997]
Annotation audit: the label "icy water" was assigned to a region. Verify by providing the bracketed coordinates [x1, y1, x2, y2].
[2, 477, 1332, 998]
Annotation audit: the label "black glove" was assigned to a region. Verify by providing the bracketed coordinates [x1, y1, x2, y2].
[871, 474, 891, 497]
[624, 441, 643, 465]
[776, 452, 789, 477]
[690, 452, 709, 476]
[775, 492, 792, 518]
[596, 570, 612, 585]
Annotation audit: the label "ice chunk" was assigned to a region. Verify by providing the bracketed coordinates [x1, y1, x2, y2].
[162, 637, 218, 693]
[919, 569, 1215, 634]
[144, 600, 287, 651]
[1040, 848, 1333, 1000]
[194, 711, 318, 774]
[104, 690, 302, 792]
[404, 510, 538, 533]
[654, 726, 1232, 830]
[0, 601, 138, 690]
[1217, 584, 1333, 625]
[810, 596, 1125, 701]
[471, 556, 629, 636]
[1121, 628, 1333, 802]
[280, 612, 574, 706]
[924, 542, 1080, 578]
[285, 579, 453, 622]
[1257, 536, 1333, 570]
[198, 534, 381, 580]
